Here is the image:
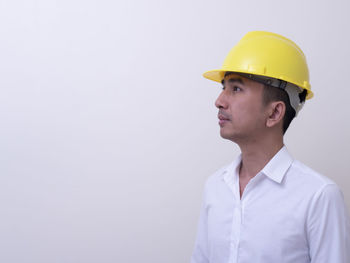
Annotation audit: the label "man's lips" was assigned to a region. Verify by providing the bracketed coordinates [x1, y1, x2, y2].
[218, 112, 231, 126]
[218, 114, 230, 121]
[218, 113, 231, 121]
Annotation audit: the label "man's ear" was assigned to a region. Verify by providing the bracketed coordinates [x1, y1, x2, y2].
[266, 101, 285, 128]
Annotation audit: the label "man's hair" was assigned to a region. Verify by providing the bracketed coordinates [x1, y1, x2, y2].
[262, 85, 295, 134]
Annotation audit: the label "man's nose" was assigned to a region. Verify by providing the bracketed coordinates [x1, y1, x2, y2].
[215, 91, 228, 109]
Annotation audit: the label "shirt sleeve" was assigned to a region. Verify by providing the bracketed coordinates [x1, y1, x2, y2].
[307, 183, 350, 263]
[191, 180, 210, 263]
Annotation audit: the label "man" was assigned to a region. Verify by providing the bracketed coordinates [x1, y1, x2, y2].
[191, 31, 350, 263]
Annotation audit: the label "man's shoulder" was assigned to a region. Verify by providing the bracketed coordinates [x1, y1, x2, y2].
[286, 159, 343, 200]
[290, 159, 336, 186]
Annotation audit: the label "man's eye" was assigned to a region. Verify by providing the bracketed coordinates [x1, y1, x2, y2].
[222, 86, 242, 91]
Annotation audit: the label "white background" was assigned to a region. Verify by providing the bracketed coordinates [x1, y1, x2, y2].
[0, 0, 349, 262]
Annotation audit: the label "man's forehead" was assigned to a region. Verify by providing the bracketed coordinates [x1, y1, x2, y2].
[221, 73, 244, 85]
[222, 72, 266, 89]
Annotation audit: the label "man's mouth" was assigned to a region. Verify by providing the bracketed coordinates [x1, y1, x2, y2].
[218, 113, 231, 126]
[218, 115, 230, 121]
[218, 112, 231, 120]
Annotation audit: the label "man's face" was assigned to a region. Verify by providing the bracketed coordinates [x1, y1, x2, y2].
[215, 73, 268, 142]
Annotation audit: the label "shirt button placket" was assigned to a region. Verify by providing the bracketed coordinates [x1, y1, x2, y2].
[235, 202, 242, 263]
[229, 199, 243, 263]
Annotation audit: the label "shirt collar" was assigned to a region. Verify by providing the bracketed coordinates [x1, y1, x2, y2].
[261, 146, 294, 183]
[222, 146, 293, 184]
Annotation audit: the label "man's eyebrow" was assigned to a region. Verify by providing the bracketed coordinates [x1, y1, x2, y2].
[221, 77, 244, 85]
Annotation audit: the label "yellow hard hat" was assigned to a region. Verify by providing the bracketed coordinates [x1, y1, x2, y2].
[203, 31, 313, 100]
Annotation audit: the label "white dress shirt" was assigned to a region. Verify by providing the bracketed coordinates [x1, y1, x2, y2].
[191, 146, 350, 263]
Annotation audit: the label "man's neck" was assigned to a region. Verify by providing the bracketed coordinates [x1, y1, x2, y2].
[238, 137, 284, 180]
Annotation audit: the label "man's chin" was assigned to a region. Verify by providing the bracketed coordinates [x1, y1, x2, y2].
[220, 130, 233, 140]
[219, 129, 240, 143]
